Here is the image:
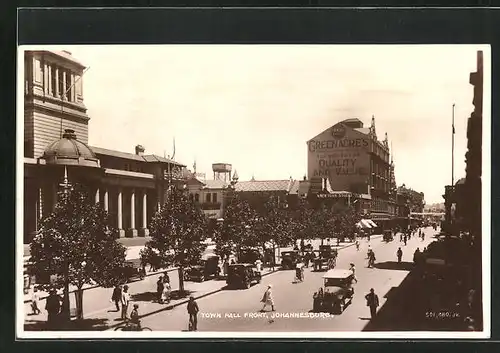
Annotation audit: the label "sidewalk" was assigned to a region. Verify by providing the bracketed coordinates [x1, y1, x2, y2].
[23, 266, 278, 331]
[24, 236, 381, 331]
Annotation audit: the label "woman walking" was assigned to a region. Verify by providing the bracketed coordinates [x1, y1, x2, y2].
[261, 285, 275, 312]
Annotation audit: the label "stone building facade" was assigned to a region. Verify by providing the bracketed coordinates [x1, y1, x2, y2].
[23, 50, 188, 244]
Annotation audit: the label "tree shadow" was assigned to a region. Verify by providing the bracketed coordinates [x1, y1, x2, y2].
[24, 318, 110, 331]
[170, 290, 194, 300]
[373, 261, 415, 271]
[131, 291, 157, 302]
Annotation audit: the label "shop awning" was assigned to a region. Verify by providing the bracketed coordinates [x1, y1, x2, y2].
[356, 219, 373, 229]
[367, 220, 377, 228]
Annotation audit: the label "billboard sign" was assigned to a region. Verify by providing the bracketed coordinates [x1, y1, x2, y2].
[308, 123, 370, 191]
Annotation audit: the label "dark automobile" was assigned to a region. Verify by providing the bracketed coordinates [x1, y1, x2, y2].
[312, 269, 354, 314]
[383, 230, 394, 242]
[281, 250, 301, 270]
[226, 263, 262, 289]
[184, 255, 221, 282]
[117, 259, 146, 284]
[239, 247, 264, 264]
[313, 245, 338, 271]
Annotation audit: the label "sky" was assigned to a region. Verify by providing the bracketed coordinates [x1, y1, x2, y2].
[35, 45, 488, 204]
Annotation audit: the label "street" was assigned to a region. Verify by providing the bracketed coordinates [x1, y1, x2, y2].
[137, 228, 436, 331]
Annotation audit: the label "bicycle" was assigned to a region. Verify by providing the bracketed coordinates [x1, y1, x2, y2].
[114, 319, 152, 331]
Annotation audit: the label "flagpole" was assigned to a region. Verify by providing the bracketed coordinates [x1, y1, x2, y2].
[452, 103, 455, 187]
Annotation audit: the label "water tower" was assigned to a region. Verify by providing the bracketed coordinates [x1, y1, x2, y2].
[212, 163, 232, 182]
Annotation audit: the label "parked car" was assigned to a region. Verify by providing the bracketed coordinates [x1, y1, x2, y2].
[312, 269, 355, 314]
[280, 250, 301, 270]
[226, 263, 262, 289]
[239, 247, 264, 264]
[117, 259, 146, 284]
[184, 255, 221, 282]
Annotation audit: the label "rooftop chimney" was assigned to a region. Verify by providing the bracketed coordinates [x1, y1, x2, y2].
[135, 145, 145, 156]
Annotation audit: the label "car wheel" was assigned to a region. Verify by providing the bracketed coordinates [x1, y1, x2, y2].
[245, 281, 250, 289]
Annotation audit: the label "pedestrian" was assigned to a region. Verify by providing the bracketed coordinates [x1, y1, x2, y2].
[349, 263, 358, 283]
[187, 296, 199, 331]
[163, 272, 170, 284]
[255, 259, 263, 272]
[397, 247, 403, 263]
[157, 276, 164, 304]
[130, 304, 141, 331]
[365, 288, 380, 319]
[162, 281, 171, 304]
[121, 285, 130, 320]
[404, 235, 407, 246]
[399, 232, 403, 242]
[45, 289, 61, 328]
[261, 284, 275, 312]
[413, 248, 421, 265]
[111, 284, 122, 311]
[31, 287, 41, 315]
[355, 239, 360, 251]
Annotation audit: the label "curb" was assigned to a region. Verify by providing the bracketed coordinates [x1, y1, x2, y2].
[106, 267, 279, 330]
[24, 267, 178, 304]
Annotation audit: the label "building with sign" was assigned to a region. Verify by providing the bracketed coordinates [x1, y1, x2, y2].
[23, 50, 188, 244]
[306, 117, 398, 228]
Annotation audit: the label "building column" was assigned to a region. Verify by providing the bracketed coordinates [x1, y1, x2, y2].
[55, 68, 59, 98]
[95, 188, 100, 204]
[126, 189, 138, 238]
[117, 189, 125, 238]
[103, 189, 109, 212]
[139, 190, 149, 237]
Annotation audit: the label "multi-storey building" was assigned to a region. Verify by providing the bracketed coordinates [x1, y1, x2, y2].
[305, 117, 397, 229]
[23, 50, 188, 244]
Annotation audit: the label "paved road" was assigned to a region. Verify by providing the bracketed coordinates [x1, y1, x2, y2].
[139, 228, 437, 331]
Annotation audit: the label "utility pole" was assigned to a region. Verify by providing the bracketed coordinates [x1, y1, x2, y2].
[452, 103, 456, 187]
[60, 67, 90, 137]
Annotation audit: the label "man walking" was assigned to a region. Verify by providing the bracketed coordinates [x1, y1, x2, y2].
[397, 247, 403, 263]
[111, 284, 122, 312]
[187, 296, 199, 331]
[121, 285, 130, 320]
[157, 276, 164, 304]
[365, 288, 380, 319]
[349, 263, 358, 283]
[45, 289, 61, 328]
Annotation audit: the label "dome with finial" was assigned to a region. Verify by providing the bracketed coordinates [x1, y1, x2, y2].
[42, 129, 100, 167]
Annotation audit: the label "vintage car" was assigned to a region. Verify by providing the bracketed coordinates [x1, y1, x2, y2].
[117, 259, 146, 284]
[280, 250, 302, 270]
[312, 269, 355, 314]
[313, 245, 338, 271]
[226, 263, 262, 289]
[239, 247, 264, 264]
[184, 255, 221, 282]
[383, 230, 394, 242]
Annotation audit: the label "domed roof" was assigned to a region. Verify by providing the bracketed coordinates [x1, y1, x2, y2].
[42, 129, 100, 167]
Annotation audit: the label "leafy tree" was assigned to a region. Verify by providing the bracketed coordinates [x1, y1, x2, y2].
[141, 186, 207, 293]
[29, 183, 126, 321]
[216, 194, 259, 260]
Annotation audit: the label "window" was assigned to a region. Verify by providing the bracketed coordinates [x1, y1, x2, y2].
[212, 193, 218, 203]
[189, 194, 194, 202]
[206, 193, 211, 203]
[195, 194, 199, 202]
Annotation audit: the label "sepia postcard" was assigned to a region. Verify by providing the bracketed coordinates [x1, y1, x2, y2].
[17, 44, 491, 339]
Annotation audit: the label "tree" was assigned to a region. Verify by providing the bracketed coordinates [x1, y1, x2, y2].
[216, 194, 259, 260]
[29, 183, 126, 322]
[141, 186, 207, 294]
